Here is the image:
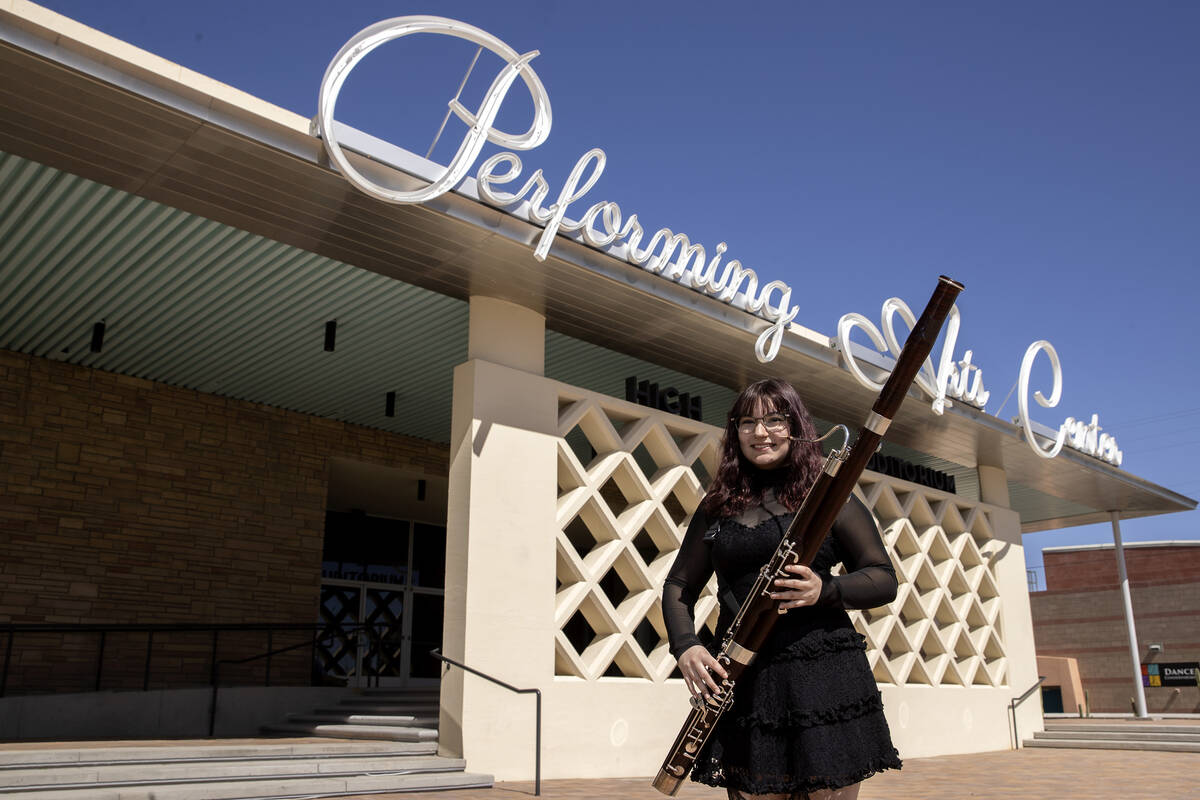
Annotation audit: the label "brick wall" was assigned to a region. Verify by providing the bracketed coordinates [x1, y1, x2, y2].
[0, 350, 448, 692]
[1031, 555, 1200, 713]
[1043, 546, 1200, 591]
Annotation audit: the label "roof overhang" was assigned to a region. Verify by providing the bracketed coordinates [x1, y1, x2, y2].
[0, 3, 1193, 533]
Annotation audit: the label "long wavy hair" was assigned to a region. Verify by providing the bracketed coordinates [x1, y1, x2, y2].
[701, 378, 825, 518]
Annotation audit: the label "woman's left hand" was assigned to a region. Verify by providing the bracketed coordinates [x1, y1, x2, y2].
[770, 564, 822, 613]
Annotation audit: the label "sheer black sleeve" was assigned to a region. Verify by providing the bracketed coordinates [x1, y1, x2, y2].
[662, 505, 715, 658]
[816, 495, 897, 610]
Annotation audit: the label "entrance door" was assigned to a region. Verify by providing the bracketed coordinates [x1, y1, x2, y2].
[318, 512, 445, 687]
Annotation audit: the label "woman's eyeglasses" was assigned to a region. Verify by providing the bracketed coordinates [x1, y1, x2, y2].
[734, 413, 789, 434]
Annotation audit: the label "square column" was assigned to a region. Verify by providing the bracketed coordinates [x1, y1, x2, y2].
[440, 296, 555, 774]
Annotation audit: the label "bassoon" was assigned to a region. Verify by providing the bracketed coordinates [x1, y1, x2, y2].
[651, 275, 964, 796]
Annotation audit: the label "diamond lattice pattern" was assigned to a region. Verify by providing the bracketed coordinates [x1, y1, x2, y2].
[553, 389, 1006, 687]
[555, 389, 720, 680]
[851, 475, 1008, 687]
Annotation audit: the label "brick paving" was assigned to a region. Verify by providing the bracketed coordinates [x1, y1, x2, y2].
[4, 735, 1196, 798]
[340, 747, 1200, 799]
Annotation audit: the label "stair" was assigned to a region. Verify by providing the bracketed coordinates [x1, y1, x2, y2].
[1024, 720, 1200, 752]
[262, 686, 443, 743]
[0, 739, 493, 799]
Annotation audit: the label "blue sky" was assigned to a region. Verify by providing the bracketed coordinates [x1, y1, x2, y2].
[35, 1, 1200, 578]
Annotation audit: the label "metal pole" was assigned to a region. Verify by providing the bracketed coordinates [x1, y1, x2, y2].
[143, 631, 154, 691]
[208, 630, 220, 736]
[1, 630, 13, 698]
[1111, 511, 1148, 718]
[534, 690, 542, 796]
[95, 630, 106, 691]
[264, 630, 273, 687]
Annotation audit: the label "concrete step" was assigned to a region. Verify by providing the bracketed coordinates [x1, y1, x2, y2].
[0, 754, 463, 788]
[1044, 722, 1200, 736]
[336, 697, 439, 709]
[358, 687, 440, 697]
[321, 703, 440, 715]
[291, 713, 438, 727]
[1023, 737, 1200, 753]
[1034, 729, 1200, 743]
[261, 722, 437, 741]
[0, 741, 434, 767]
[0, 769, 493, 799]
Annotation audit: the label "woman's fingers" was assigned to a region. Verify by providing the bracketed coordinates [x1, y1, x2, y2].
[677, 647, 729, 700]
[771, 565, 822, 611]
[678, 647, 727, 699]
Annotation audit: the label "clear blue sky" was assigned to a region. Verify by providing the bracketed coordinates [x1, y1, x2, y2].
[36, 1, 1200, 577]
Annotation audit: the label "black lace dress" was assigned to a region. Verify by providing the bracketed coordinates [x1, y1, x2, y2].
[662, 494, 902, 797]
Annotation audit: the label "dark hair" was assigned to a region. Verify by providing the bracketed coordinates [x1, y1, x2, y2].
[701, 378, 825, 517]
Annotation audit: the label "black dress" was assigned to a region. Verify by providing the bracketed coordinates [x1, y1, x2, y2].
[662, 494, 902, 797]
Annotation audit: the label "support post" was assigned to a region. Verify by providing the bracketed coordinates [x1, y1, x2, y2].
[1110, 511, 1148, 718]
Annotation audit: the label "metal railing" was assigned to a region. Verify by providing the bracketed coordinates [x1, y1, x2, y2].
[0, 621, 396, 700]
[1010, 675, 1047, 748]
[431, 648, 541, 796]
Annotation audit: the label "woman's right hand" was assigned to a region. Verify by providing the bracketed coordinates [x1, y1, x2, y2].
[677, 644, 728, 702]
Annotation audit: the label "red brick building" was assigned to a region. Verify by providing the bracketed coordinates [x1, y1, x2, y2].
[1030, 542, 1200, 714]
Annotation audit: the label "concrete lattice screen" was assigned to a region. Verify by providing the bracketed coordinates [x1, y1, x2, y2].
[552, 389, 1007, 688]
[850, 476, 1008, 688]
[554, 388, 721, 681]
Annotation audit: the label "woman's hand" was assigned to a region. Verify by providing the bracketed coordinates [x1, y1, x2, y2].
[676, 644, 728, 702]
[770, 564, 823, 613]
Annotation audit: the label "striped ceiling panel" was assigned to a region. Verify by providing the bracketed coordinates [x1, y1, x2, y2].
[0, 150, 466, 443]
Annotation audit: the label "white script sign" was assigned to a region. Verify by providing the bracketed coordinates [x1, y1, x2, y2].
[1018, 340, 1122, 466]
[317, 17, 1122, 468]
[837, 299, 989, 415]
[315, 15, 797, 363]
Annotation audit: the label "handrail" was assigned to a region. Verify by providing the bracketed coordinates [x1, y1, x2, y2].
[1010, 675, 1046, 749]
[208, 628, 357, 736]
[0, 621, 392, 699]
[431, 648, 541, 797]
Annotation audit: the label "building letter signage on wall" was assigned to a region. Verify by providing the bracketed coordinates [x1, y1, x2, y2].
[625, 377, 702, 421]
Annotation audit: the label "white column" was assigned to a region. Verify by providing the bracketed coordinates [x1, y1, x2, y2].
[1110, 511, 1148, 718]
[440, 296, 556, 777]
[977, 464, 1011, 508]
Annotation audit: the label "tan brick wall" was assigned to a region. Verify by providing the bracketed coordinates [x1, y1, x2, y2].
[1031, 580, 1200, 713]
[0, 350, 448, 691]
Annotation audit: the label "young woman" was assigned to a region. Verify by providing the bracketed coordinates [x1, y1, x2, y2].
[662, 377, 902, 800]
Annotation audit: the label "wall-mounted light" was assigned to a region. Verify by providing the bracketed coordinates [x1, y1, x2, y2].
[90, 321, 106, 353]
[324, 320, 337, 352]
[385, 391, 396, 417]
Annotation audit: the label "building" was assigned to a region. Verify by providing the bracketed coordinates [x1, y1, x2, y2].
[1032, 542, 1200, 715]
[0, 2, 1194, 781]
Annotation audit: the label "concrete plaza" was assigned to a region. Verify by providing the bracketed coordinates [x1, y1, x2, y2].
[342, 747, 1199, 800]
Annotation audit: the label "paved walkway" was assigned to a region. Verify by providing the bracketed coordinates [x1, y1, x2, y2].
[341, 747, 1200, 799]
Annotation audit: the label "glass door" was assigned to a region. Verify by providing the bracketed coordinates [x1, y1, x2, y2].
[318, 512, 445, 687]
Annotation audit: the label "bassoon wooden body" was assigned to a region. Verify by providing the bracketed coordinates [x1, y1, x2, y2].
[652, 276, 964, 795]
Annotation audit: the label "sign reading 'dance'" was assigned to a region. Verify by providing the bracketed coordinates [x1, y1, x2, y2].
[316, 16, 1121, 467]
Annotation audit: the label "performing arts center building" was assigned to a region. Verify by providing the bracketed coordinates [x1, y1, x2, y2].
[0, 2, 1194, 782]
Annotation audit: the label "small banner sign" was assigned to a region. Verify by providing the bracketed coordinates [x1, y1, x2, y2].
[1142, 662, 1200, 688]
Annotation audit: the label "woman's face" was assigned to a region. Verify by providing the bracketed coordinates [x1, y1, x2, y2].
[736, 399, 791, 470]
